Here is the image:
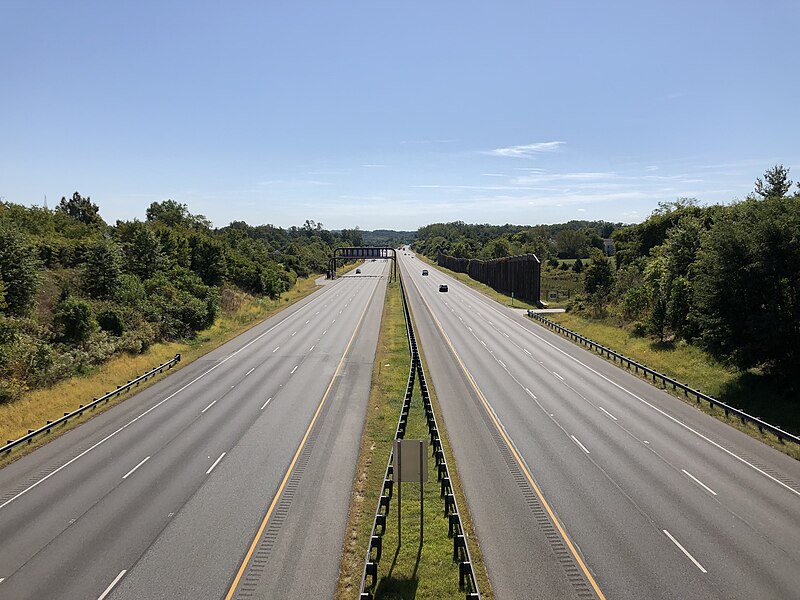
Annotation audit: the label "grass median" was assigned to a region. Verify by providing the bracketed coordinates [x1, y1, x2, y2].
[336, 279, 493, 600]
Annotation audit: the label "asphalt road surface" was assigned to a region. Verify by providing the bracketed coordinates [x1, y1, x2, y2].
[399, 251, 800, 600]
[0, 260, 388, 600]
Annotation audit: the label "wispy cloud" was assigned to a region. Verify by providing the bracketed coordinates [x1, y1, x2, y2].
[486, 141, 565, 158]
[257, 179, 332, 187]
[400, 139, 457, 145]
[513, 171, 619, 185]
[361, 164, 385, 168]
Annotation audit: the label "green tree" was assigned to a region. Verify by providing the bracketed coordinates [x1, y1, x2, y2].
[584, 253, 614, 295]
[584, 253, 615, 317]
[146, 199, 211, 229]
[752, 164, 792, 199]
[694, 193, 800, 371]
[53, 296, 98, 343]
[555, 229, 588, 258]
[0, 224, 40, 315]
[83, 237, 124, 298]
[56, 192, 104, 225]
[146, 199, 190, 227]
[190, 237, 227, 286]
[125, 224, 167, 279]
[486, 238, 511, 259]
[643, 253, 669, 341]
[572, 258, 584, 273]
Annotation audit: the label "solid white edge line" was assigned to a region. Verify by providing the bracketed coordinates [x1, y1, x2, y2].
[524, 348, 532, 356]
[663, 529, 707, 573]
[97, 569, 127, 600]
[260, 398, 272, 410]
[525, 387, 537, 399]
[553, 371, 564, 381]
[291, 366, 298, 374]
[599, 406, 618, 421]
[245, 367, 255, 376]
[571, 435, 591, 454]
[498, 360, 506, 369]
[682, 469, 718, 496]
[206, 452, 226, 475]
[122, 456, 150, 480]
[201, 400, 217, 413]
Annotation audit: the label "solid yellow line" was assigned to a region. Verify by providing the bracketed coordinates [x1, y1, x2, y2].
[405, 270, 607, 600]
[224, 279, 380, 600]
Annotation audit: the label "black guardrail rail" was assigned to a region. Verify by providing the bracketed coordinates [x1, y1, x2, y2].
[528, 311, 799, 445]
[359, 277, 480, 599]
[2, 354, 182, 456]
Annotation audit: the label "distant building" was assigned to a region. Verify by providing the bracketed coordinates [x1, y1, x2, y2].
[602, 238, 615, 256]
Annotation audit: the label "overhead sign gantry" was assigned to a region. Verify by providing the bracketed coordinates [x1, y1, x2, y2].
[329, 247, 398, 281]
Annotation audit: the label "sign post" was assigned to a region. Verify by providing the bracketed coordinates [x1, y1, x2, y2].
[392, 439, 428, 546]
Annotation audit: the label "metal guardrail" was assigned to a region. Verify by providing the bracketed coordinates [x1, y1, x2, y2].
[2, 354, 182, 456]
[359, 278, 480, 599]
[527, 311, 800, 445]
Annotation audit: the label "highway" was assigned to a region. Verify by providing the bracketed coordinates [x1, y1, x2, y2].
[400, 252, 800, 600]
[0, 260, 388, 600]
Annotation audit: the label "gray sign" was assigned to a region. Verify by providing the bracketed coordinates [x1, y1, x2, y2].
[392, 439, 428, 483]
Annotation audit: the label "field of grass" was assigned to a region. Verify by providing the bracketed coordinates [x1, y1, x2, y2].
[336, 280, 492, 600]
[544, 312, 800, 459]
[0, 273, 329, 463]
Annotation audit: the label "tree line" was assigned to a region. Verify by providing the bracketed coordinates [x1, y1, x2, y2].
[415, 220, 618, 261]
[414, 166, 799, 377]
[0, 195, 362, 402]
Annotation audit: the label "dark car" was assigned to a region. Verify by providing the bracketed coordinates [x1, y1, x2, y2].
[422, 269, 428, 276]
[355, 268, 361, 274]
[439, 284, 448, 292]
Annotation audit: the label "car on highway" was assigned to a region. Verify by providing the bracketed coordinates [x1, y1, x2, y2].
[439, 284, 448, 292]
[422, 269, 428, 276]
[355, 268, 361, 274]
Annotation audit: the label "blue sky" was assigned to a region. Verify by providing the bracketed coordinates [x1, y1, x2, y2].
[2, 1, 798, 230]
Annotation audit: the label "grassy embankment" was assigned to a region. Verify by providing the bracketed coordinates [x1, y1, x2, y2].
[336, 279, 492, 600]
[0, 268, 355, 464]
[416, 254, 800, 460]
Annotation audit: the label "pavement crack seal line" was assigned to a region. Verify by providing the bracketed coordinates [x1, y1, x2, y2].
[224, 277, 381, 600]
[404, 269, 607, 600]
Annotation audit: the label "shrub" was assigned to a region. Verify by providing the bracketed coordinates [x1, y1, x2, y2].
[53, 296, 98, 343]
